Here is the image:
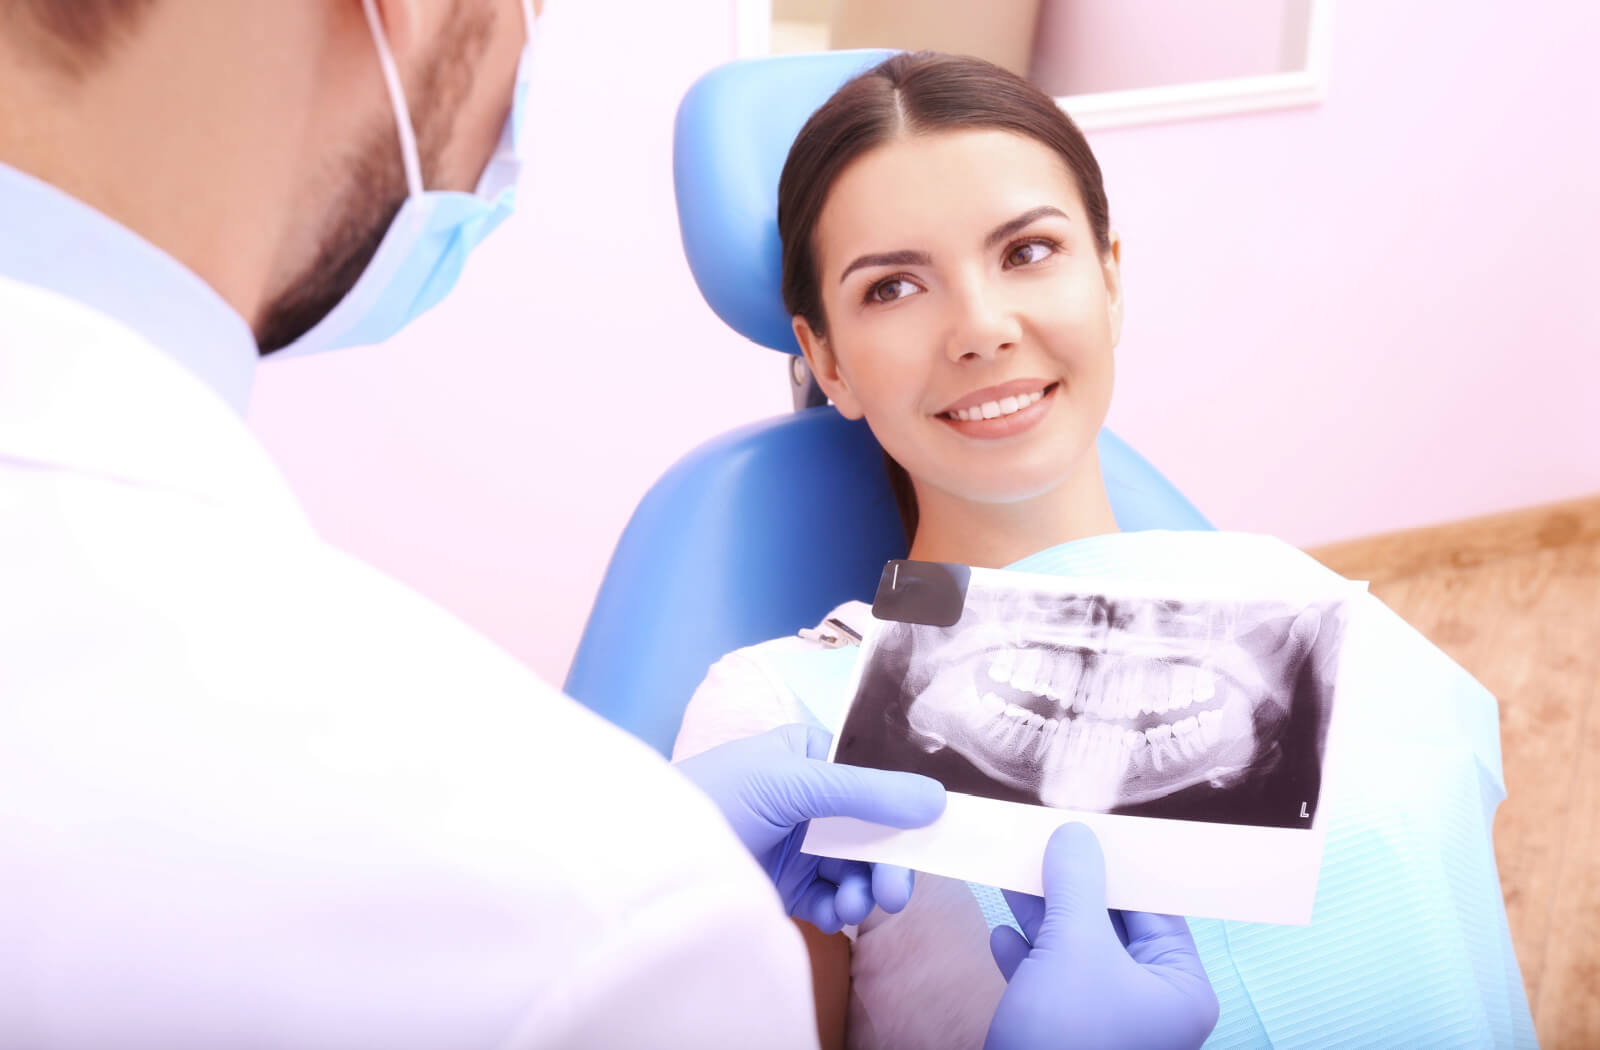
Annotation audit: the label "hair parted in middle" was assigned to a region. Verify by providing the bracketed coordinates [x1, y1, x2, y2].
[775, 51, 1113, 543]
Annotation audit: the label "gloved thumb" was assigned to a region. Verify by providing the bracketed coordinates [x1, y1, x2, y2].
[774, 756, 947, 830]
[1032, 823, 1118, 950]
[989, 924, 1032, 982]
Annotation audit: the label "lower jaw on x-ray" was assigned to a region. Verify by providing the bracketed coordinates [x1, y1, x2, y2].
[842, 588, 1337, 829]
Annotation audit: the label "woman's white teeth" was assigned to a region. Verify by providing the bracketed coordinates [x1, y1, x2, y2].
[950, 388, 1045, 422]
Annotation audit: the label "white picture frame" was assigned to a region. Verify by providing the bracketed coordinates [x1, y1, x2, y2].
[735, 0, 1336, 132]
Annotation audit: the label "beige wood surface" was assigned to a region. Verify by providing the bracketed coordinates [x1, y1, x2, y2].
[1310, 495, 1600, 1048]
[827, 0, 1043, 76]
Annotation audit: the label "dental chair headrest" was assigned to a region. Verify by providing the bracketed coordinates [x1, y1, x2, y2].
[674, 50, 894, 354]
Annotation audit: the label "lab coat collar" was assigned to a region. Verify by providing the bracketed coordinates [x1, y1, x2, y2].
[0, 162, 257, 416]
[0, 276, 311, 531]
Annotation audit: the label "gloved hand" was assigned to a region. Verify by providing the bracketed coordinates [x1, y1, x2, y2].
[985, 823, 1219, 1050]
[675, 724, 946, 934]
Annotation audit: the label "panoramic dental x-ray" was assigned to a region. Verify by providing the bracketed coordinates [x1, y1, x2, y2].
[805, 561, 1365, 923]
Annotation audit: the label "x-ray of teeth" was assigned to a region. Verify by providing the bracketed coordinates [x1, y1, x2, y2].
[831, 574, 1351, 829]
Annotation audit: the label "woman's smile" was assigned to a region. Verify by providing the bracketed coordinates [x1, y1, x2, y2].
[936, 380, 1060, 440]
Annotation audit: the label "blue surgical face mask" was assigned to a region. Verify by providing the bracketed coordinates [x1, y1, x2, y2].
[273, 0, 538, 358]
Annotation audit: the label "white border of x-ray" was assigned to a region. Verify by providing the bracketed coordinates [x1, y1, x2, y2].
[803, 567, 1368, 925]
[734, 0, 1334, 132]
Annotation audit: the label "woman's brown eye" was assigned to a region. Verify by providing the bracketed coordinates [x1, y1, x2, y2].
[1008, 241, 1055, 266]
[872, 279, 914, 302]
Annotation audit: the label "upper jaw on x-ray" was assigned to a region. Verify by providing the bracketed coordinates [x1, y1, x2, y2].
[899, 587, 1320, 812]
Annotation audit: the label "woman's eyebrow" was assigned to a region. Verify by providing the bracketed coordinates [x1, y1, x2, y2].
[835, 207, 1071, 286]
[838, 249, 933, 286]
[984, 206, 1070, 249]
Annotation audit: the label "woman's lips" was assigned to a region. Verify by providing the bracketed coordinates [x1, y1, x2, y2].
[938, 382, 1058, 439]
[940, 378, 1057, 415]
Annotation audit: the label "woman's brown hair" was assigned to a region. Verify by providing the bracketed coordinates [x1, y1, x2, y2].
[776, 51, 1111, 545]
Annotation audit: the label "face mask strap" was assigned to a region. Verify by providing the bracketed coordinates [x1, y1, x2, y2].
[359, 0, 426, 200]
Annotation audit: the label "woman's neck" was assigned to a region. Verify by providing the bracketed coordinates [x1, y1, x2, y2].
[906, 453, 1120, 569]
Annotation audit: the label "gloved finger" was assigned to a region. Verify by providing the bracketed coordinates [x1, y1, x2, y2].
[999, 889, 1044, 942]
[791, 880, 845, 935]
[1035, 822, 1119, 949]
[771, 757, 947, 830]
[820, 859, 875, 925]
[1110, 907, 1130, 948]
[1119, 910, 1210, 982]
[870, 863, 915, 914]
[816, 855, 858, 882]
[804, 724, 836, 761]
[988, 924, 1032, 983]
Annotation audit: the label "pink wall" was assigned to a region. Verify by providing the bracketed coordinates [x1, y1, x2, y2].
[250, 0, 1600, 686]
[1090, 0, 1600, 550]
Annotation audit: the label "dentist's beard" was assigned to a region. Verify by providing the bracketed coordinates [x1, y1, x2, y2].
[254, 7, 491, 354]
[253, 125, 412, 354]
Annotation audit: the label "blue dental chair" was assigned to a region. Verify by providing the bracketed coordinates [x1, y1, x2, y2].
[564, 51, 1212, 756]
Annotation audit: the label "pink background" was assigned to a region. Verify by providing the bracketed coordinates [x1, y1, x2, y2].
[249, 0, 1600, 686]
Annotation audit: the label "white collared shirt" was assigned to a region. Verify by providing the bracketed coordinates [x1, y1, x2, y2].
[0, 169, 817, 1049]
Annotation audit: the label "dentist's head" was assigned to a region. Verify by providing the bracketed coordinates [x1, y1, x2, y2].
[0, 0, 539, 355]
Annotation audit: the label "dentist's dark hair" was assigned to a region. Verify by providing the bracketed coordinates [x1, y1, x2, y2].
[6, 0, 157, 75]
[776, 51, 1112, 545]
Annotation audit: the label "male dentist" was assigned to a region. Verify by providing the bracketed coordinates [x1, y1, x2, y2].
[0, 2, 1216, 1047]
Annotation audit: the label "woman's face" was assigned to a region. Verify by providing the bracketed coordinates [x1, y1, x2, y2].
[795, 129, 1122, 508]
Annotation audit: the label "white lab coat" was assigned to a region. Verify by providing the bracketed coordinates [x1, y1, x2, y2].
[0, 275, 819, 1049]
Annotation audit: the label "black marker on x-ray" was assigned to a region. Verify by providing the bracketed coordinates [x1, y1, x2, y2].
[873, 560, 972, 628]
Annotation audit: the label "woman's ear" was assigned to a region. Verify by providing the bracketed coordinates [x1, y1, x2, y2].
[1102, 231, 1124, 348]
[793, 316, 865, 419]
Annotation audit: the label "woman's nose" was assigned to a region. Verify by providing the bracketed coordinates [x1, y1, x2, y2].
[943, 281, 1022, 362]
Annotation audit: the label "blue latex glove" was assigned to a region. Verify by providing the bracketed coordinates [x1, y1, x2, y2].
[675, 724, 946, 934]
[986, 823, 1219, 1050]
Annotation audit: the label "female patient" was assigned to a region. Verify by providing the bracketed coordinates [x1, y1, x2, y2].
[673, 52, 1530, 1050]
